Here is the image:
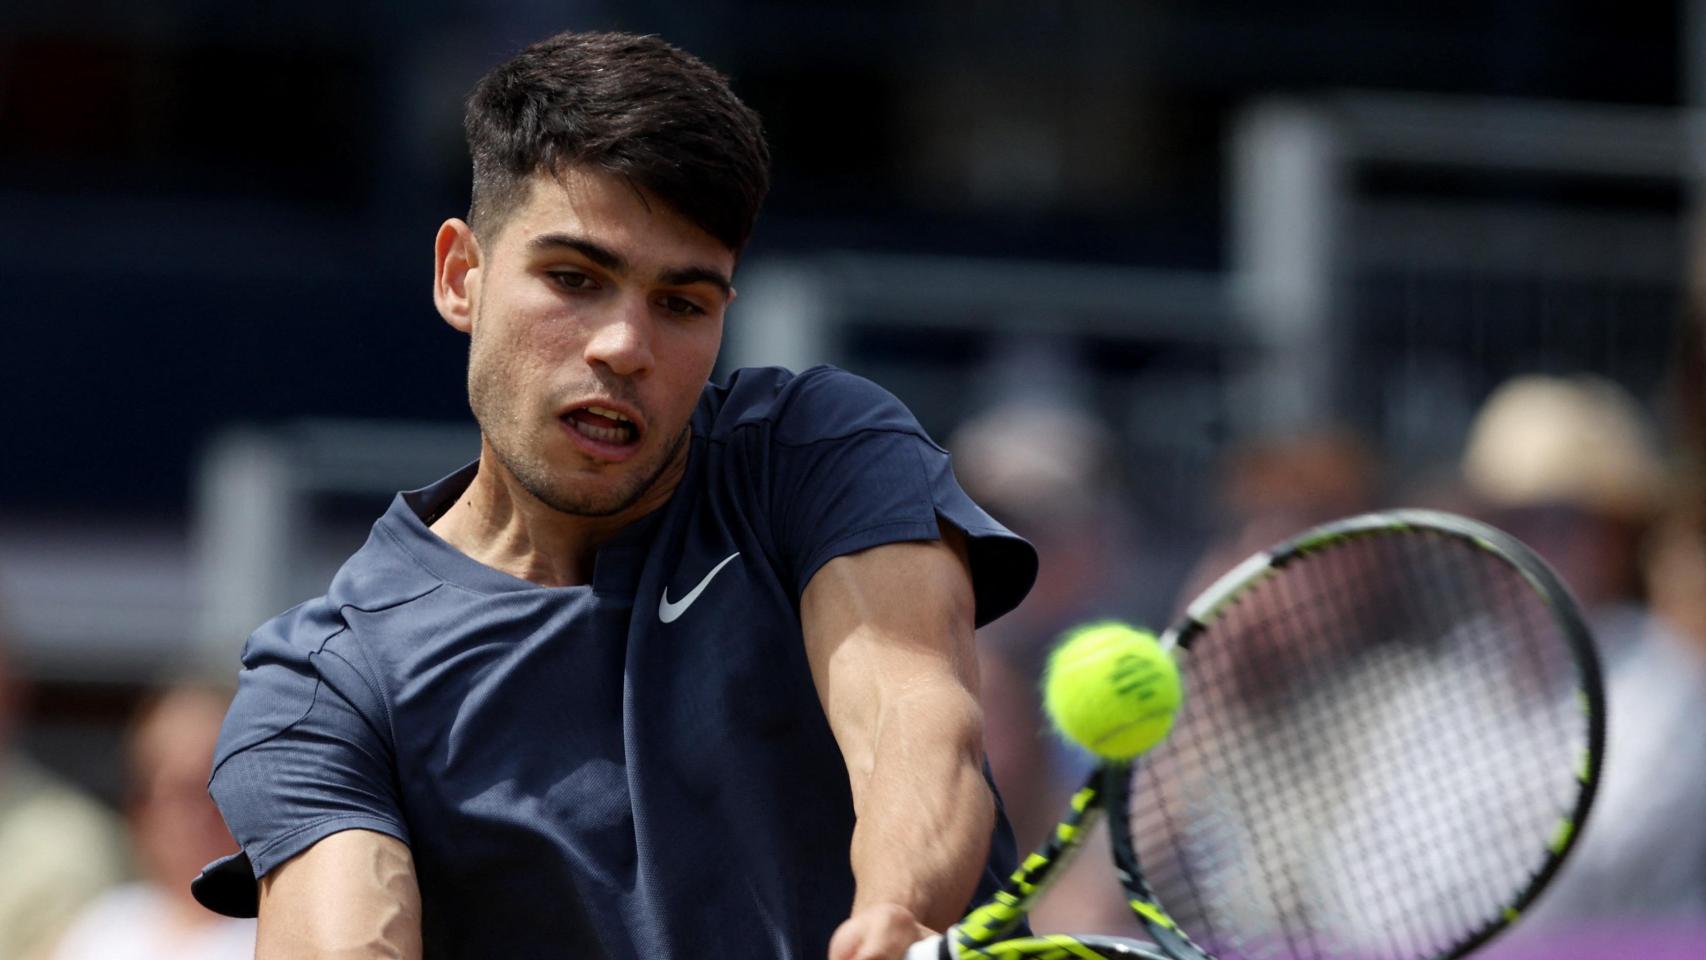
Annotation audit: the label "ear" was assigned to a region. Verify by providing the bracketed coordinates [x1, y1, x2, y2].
[434, 218, 482, 334]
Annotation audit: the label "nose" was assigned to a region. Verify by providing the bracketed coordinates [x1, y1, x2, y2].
[583, 299, 654, 377]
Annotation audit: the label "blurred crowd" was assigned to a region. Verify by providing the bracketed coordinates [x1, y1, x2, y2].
[0, 667, 254, 960]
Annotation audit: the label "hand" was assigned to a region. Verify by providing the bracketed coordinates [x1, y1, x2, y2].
[827, 903, 935, 960]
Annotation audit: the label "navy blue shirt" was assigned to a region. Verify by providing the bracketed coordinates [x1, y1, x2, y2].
[196, 366, 1038, 958]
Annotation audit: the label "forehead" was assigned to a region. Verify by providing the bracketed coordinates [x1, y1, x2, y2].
[494, 167, 736, 275]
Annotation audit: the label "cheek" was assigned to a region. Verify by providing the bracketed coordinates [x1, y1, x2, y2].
[473, 304, 575, 380]
[677, 317, 723, 373]
[661, 320, 722, 400]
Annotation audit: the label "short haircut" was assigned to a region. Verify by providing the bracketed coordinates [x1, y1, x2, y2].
[463, 31, 770, 252]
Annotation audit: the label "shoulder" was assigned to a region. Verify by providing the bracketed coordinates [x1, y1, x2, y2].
[697, 365, 933, 446]
[243, 498, 453, 669]
[219, 524, 447, 764]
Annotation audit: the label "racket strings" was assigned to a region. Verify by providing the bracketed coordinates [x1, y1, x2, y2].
[1283, 538, 1447, 960]
[1338, 534, 1542, 954]
[1250, 547, 1375, 959]
[1132, 530, 1590, 960]
[1351, 533, 1578, 949]
[1277, 536, 1458, 960]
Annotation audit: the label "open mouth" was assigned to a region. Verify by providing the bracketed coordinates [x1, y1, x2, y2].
[562, 405, 642, 448]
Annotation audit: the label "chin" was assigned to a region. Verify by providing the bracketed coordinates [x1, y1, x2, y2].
[542, 462, 660, 518]
[527, 471, 642, 518]
[499, 418, 684, 519]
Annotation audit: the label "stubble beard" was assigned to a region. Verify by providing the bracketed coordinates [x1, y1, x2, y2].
[466, 329, 689, 520]
[497, 419, 687, 518]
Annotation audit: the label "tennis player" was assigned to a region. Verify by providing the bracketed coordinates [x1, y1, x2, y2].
[190, 31, 1037, 960]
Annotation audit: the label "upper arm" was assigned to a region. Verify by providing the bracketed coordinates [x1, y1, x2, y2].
[765, 368, 1036, 788]
[257, 829, 422, 960]
[800, 522, 983, 790]
[204, 627, 410, 919]
[765, 369, 1037, 630]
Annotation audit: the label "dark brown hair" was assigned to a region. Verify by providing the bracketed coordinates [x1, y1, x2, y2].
[463, 31, 770, 252]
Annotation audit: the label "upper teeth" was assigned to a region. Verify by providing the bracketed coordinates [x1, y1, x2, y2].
[585, 406, 632, 423]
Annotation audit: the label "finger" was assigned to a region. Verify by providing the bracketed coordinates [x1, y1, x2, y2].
[827, 917, 864, 960]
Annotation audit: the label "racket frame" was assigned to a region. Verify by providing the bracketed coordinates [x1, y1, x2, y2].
[934, 508, 1605, 960]
[1122, 508, 1606, 960]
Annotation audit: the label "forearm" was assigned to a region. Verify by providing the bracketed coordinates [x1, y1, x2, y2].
[803, 530, 988, 959]
[847, 681, 994, 931]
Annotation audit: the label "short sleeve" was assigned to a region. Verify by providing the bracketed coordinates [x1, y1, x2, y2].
[197, 614, 408, 916]
[768, 368, 1038, 627]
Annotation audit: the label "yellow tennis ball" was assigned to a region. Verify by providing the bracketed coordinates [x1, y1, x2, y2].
[1043, 621, 1181, 760]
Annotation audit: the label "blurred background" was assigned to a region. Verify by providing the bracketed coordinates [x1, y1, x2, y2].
[3, 1, 1705, 957]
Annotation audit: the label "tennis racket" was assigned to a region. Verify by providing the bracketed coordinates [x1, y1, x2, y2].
[908, 508, 1606, 960]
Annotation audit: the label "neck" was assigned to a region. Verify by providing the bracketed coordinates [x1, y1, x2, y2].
[429, 440, 684, 586]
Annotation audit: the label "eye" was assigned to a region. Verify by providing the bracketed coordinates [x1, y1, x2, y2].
[661, 295, 706, 316]
[547, 270, 596, 291]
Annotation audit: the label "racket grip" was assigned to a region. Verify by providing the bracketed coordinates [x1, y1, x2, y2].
[903, 931, 952, 959]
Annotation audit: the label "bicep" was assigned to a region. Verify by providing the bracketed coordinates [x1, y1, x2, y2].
[257, 829, 422, 960]
[800, 522, 982, 783]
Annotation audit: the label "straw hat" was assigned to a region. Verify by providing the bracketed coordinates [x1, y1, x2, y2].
[1462, 375, 1665, 520]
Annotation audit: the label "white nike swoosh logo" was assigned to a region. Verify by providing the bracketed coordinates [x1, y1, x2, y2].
[658, 551, 741, 624]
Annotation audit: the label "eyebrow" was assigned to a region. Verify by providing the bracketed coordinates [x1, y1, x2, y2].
[527, 232, 732, 296]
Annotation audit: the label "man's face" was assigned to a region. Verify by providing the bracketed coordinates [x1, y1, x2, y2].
[456, 167, 733, 517]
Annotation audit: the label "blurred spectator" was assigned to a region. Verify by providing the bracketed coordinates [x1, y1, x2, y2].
[1180, 426, 1381, 604]
[949, 399, 1148, 936]
[1172, 426, 1388, 757]
[48, 684, 253, 960]
[1462, 374, 1665, 647]
[0, 630, 127, 960]
[1127, 427, 1392, 948]
[1649, 307, 1706, 653]
[950, 400, 1143, 839]
[951, 401, 1149, 670]
[1648, 507, 1706, 654]
[1459, 374, 1706, 956]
